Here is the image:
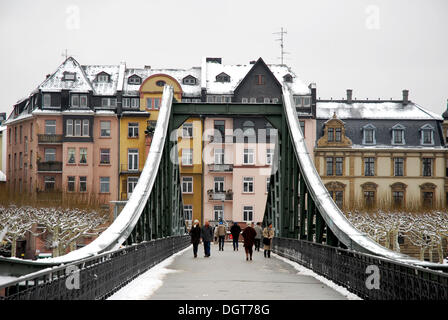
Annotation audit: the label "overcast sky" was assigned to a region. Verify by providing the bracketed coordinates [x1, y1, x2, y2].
[0, 0, 447, 116]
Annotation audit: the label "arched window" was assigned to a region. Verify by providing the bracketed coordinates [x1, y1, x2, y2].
[362, 124, 376, 145]
[391, 124, 406, 145]
[420, 124, 434, 145]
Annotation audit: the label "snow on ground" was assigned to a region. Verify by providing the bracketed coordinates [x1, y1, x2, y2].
[107, 245, 191, 300]
[272, 253, 362, 300]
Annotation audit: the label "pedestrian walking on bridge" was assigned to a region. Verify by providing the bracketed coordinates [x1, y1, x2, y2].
[242, 222, 256, 261]
[254, 222, 263, 252]
[263, 223, 275, 258]
[189, 219, 201, 258]
[230, 222, 241, 251]
[201, 220, 214, 257]
[217, 221, 226, 251]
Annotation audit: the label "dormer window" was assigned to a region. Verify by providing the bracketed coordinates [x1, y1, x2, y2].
[216, 72, 230, 83]
[182, 75, 197, 85]
[420, 124, 434, 145]
[128, 75, 142, 85]
[391, 124, 406, 145]
[362, 124, 376, 145]
[63, 72, 76, 81]
[96, 72, 110, 83]
[283, 74, 293, 83]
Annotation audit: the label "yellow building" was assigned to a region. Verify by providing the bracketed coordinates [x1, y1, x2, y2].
[178, 118, 203, 227]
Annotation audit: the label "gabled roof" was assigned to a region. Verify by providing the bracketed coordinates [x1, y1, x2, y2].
[83, 64, 122, 96]
[234, 57, 282, 94]
[39, 57, 93, 93]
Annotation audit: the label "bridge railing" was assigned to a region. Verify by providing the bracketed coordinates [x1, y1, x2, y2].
[0, 235, 190, 300]
[273, 237, 448, 300]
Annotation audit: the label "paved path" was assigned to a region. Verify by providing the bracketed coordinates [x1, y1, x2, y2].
[149, 242, 347, 300]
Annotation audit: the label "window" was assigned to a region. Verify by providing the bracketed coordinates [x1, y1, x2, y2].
[392, 124, 405, 144]
[14, 127, 17, 144]
[100, 121, 111, 137]
[335, 128, 341, 142]
[100, 149, 110, 164]
[44, 176, 55, 191]
[101, 98, 117, 108]
[421, 125, 434, 145]
[79, 148, 87, 164]
[362, 124, 376, 144]
[45, 120, 56, 135]
[183, 76, 197, 85]
[71, 95, 79, 108]
[255, 75, 265, 85]
[29, 151, 33, 168]
[243, 120, 256, 139]
[122, 98, 130, 108]
[154, 98, 160, 110]
[249, 97, 257, 104]
[19, 126, 22, 143]
[243, 206, 253, 221]
[182, 123, 193, 138]
[393, 191, 404, 208]
[294, 97, 302, 106]
[364, 157, 375, 176]
[364, 191, 375, 208]
[67, 148, 76, 164]
[182, 176, 193, 193]
[184, 205, 193, 220]
[283, 74, 293, 83]
[207, 96, 214, 103]
[299, 121, 305, 137]
[79, 176, 87, 192]
[329, 191, 344, 209]
[80, 95, 87, 107]
[214, 177, 225, 192]
[266, 148, 274, 165]
[75, 120, 81, 136]
[216, 73, 230, 82]
[82, 119, 89, 136]
[422, 191, 434, 208]
[128, 149, 139, 171]
[30, 124, 33, 140]
[303, 97, 311, 106]
[100, 177, 110, 193]
[243, 177, 254, 193]
[97, 74, 109, 82]
[66, 120, 73, 136]
[128, 76, 141, 85]
[394, 158, 404, 176]
[422, 158, 433, 177]
[214, 205, 224, 221]
[272, 98, 279, 104]
[242, 98, 248, 103]
[214, 148, 224, 164]
[213, 120, 225, 142]
[63, 72, 76, 81]
[71, 94, 86, 108]
[264, 98, 270, 103]
[131, 98, 139, 108]
[24, 137, 28, 153]
[328, 128, 334, 142]
[19, 152, 23, 169]
[43, 94, 51, 107]
[266, 177, 270, 193]
[182, 149, 193, 166]
[128, 122, 139, 138]
[127, 177, 139, 198]
[243, 149, 254, 165]
[67, 176, 75, 192]
[44, 148, 56, 162]
[326, 157, 334, 176]
[335, 157, 343, 176]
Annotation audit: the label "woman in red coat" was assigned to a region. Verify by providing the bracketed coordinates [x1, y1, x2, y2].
[242, 222, 257, 261]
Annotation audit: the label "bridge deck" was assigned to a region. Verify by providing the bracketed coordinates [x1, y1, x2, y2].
[110, 242, 349, 300]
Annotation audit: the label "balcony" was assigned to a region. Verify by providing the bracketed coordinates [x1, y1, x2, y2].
[207, 190, 233, 201]
[37, 161, 62, 172]
[120, 164, 140, 174]
[38, 134, 63, 144]
[208, 135, 234, 144]
[208, 164, 233, 172]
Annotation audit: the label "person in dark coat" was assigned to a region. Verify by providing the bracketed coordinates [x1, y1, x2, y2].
[242, 222, 257, 261]
[189, 219, 201, 258]
[201, 220, 214, 257]
[230, 222, 242, 251]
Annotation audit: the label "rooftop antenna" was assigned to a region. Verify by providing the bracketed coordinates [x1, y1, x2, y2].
[62, 49, 69, 60]
[273, 27, 289, 65]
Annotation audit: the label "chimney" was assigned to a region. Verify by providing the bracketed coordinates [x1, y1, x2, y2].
[46, 74, 51, 79]
[206, 57, 222, 64]
[402, 89, 409, 105]
[346, 89, 353, 104]
[249, 60, 256, 64]
[144, 65, 151, 69]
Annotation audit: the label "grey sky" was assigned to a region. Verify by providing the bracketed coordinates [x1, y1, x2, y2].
[0, 0, 447, 116]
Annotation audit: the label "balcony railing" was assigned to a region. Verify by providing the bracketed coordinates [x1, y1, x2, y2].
[38, 134, 63, 144]
[208, 135, 234, 143]
[120, 164, 140, 173]
[37, 161, 62, 172]
[208, 164, 233, 172]
[207, 190, 233, 201]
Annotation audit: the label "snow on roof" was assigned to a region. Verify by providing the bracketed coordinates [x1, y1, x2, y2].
[82, 64, 121, 96]
[316, 101, 443, 120]
[39, 57, 93, 93]
[269, 64, 310, 95]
